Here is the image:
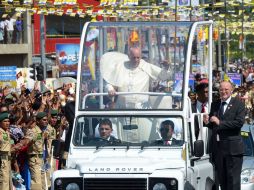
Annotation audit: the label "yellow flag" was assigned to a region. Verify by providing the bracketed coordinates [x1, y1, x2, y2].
[204, 28, 208, 40]
[181, 144, 186, 161]
[198, 28, 203, 41]
[224, 73, 231, 82]
[87, 43, 96, 80]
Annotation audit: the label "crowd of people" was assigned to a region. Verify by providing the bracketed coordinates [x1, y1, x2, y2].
[0, 81, 75, 190]
[0, 14, 23, 44]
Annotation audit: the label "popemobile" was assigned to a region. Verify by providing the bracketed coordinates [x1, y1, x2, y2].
[52, 20, 216, 190]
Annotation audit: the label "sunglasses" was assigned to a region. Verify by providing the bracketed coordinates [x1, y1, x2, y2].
[160, 127, 170, 132]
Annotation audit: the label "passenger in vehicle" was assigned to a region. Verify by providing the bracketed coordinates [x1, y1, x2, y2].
[100, 46, 172, 109]
[152, 120, 178, 145]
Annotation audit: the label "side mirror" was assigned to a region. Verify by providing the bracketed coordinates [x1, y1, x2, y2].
[52, 139, 64, 158]
[194, 140, 204, 157]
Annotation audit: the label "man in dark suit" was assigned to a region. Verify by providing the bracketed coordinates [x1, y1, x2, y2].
[191, 82, 209, 139]
[98, 118, 118, 142]
[204, 81, 245, 190]
[153, 120, 179, 146]
[85, 119, 120, 146]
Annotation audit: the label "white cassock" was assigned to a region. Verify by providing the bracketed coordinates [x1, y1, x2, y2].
[100, 52, 172, 109]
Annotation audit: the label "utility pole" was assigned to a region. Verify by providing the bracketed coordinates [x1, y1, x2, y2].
[241, 0, 244, 63]
[40, 14, 46, 80]
[224, 0, 227, 72]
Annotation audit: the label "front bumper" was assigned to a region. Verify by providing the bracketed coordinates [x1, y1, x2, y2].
[241, 183, 254, 190]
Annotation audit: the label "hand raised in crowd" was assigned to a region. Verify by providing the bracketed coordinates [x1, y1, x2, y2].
[15, 100, 22, 110]
[3, 86, 10, 97]
[52, 99, 60, 110]
[34, 81, 39, 91]
[27, 119, 36, 129]
[11, 91, 19, 99]
[60, 116, 68, 128]
[41, 95, 47, 105]
[23, 101, 30, 112]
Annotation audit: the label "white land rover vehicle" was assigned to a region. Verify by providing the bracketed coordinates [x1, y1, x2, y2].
[52, 20, 215, 190]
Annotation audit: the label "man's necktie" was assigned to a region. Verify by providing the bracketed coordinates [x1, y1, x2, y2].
[201, 103, 206, 113]
[218, 102, 226, 117]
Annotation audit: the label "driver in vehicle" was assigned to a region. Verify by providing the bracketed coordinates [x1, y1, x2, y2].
[85, 119, 120, 146]
[98, 119, 119, 142]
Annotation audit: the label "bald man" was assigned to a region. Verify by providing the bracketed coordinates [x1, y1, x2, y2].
[204, 81, 245, 190]
[104, 46, 172, 109]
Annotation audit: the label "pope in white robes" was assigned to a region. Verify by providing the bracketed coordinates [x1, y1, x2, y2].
[100, 46, 172, 109]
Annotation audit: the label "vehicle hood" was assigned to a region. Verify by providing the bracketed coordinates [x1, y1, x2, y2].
[76, 157, 185, 174]
[68, 149, 185, 174]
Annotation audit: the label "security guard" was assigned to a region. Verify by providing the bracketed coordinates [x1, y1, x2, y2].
[48, 110, 57, 154]
[48, 109, 58, 161]
[0, 112, 12, 190]
[13, 112, 45, 190]
[41, 110, 57, 190]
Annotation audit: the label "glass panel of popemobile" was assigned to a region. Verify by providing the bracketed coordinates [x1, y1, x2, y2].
[78, 22, 211, 111]
[73, 115, 184, 147]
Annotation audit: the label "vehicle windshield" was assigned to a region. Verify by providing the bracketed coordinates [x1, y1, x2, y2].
[241, 131, 254, 156]
[78, 21, 210, 111]
[73, 116, 184, 147]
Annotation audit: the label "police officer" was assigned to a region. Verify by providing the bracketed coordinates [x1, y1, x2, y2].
[48, 110, 57, 150]
[48, 109, 58, 160]
[0, 112, 12, 190]
[41, 110, 57, 190]
[13, 112, 45, 190]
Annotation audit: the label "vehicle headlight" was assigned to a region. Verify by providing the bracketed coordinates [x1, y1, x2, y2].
[55, 179, 62, 186]
[66, 183, 80, 190]
[152, 183, 167, 190]
[54, 178, 82, 190]
[149, 178, 178, 190]
[241, 168, 254, 184]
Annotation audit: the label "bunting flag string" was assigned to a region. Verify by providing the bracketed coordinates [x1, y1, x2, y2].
[0, 0, 254, 27]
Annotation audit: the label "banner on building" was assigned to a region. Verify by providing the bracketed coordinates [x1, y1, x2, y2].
[56, 43, 79, 77]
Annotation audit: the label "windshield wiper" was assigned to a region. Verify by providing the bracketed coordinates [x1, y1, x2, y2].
[95, 138, 122, 149]
[141, 141, 149, 150]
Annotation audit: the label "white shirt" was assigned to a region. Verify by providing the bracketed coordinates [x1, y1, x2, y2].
[101, 52, 171, 109]
[221, 96, 232, 114]
[0, 21, 5, 30]
[5, 18, 16, 31]
[246, 73, 253, 82]
[164, 138, 173, 145]
[196, 100, 208, 113]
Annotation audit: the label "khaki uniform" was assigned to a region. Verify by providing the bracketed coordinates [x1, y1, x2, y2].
[25, 125, 43, 190]
[41, 124, 56, 190]
[45, 124, 56, 156]
[0, 128, 11, 190]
